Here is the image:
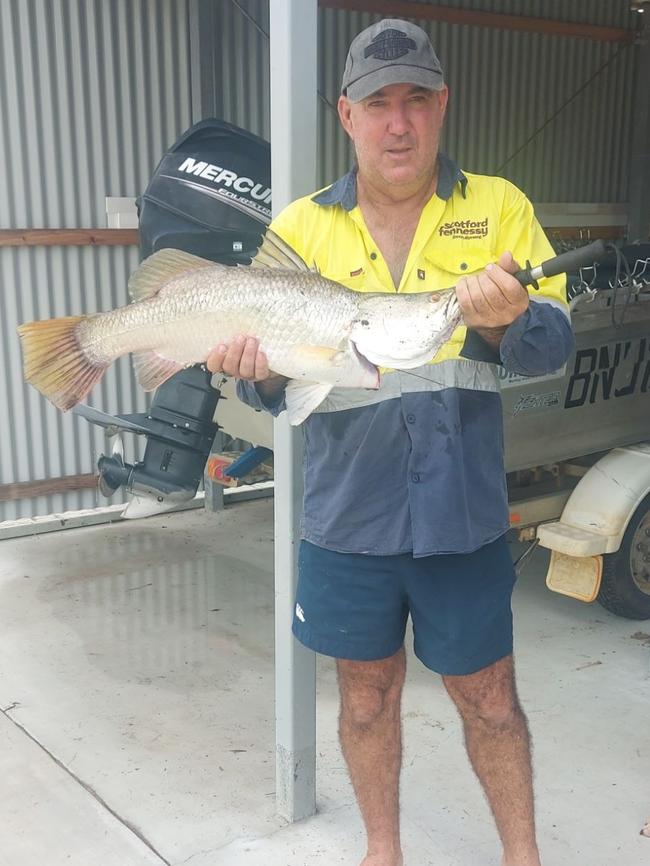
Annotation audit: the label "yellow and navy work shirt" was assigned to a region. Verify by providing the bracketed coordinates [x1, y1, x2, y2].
[238, 155, 574, 556]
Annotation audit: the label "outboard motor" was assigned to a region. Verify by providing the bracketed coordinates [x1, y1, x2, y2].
[137, 118, 271, 262]
[73, 119, 271, 514]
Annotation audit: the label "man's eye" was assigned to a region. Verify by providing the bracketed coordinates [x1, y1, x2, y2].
[368, 100, 385, 108]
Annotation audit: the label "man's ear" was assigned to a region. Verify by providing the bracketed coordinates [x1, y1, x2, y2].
[338, 94, 354, 139]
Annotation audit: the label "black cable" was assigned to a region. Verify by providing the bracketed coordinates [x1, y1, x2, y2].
[229, 0, 340, 118]
[608, 242, 635, 328]
[497, 43, 630, 175]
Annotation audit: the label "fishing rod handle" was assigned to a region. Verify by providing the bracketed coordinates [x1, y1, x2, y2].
[514, 239, 608, 289]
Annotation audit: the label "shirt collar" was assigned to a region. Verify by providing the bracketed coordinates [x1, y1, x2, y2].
[311, 153, 467, 211]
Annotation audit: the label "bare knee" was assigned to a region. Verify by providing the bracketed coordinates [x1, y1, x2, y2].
[443, 655, 524, 730]
[341, 686, 394, 728]
[337, 648, 405, 729]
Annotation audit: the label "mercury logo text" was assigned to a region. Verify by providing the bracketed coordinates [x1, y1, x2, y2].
[177, 157, 272, 204]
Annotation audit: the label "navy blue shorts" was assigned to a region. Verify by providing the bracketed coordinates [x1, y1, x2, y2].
[292, 536, 517, 676]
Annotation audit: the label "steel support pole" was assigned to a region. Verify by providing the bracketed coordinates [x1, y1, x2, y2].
[269, 0, 318, 823]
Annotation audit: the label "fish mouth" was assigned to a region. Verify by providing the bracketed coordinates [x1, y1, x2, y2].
[351, 341, 381, 390]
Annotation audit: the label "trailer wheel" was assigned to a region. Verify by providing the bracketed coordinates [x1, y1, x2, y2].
[598, 495, 650, 620]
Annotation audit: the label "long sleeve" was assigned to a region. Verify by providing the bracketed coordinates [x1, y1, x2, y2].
[461, 180, 575, 376]
[500, 299, 574, 375]
[236, 378, 286, 416]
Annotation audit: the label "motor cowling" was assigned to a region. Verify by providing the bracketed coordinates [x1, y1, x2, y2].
[82, 119, 272, 507]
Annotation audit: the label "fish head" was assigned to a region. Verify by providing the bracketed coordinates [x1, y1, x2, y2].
[350, 288, 461, 369]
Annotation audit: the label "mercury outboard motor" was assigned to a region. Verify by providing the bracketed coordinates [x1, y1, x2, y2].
[73, 119, 271, 514]
[137, 118, 271, 262]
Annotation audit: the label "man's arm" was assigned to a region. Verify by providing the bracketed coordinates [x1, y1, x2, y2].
[456, 252, 530, 336]
[457, 180, 575, 376]
[456, 254, 574, 376]
[456, 248, 575, 376]
[455, 250, 529, 350]
[472, 326, 507, 351]
[206, 336, 289, 414]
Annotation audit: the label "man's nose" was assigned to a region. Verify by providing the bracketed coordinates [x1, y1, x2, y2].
[386, 105, 410, 135]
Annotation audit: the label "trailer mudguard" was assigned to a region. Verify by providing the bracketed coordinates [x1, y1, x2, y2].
[537, 443, 650, 556]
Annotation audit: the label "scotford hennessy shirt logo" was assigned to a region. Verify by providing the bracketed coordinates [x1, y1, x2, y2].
[439, 218, 489, 239]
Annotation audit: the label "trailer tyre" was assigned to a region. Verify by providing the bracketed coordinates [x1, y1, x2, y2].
[598, 495, 650, 620]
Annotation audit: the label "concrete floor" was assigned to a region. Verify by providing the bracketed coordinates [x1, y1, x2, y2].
[0, 499, 648, 866]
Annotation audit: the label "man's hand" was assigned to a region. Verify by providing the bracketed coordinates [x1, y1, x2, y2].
[207, 335, 272, 381]
[455, 252, 529, 348]
[206, 335, 288, 401]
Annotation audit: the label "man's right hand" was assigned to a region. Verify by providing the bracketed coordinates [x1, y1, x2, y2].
[206, 335, 288, 400]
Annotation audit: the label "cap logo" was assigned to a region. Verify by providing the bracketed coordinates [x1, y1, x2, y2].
[363, 28, 416, 62]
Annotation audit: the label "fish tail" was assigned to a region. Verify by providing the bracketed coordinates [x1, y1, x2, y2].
[17, 315, 109, 411]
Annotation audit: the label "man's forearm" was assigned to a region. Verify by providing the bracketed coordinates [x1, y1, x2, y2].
[255, 373, 289, 404]
[473, 326, 507, 351]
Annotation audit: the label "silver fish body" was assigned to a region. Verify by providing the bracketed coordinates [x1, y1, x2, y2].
[17, 231, 462, 423]
[80, 264, 381, 388]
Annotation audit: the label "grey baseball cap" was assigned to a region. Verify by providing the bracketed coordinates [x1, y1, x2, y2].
[341, 18, 444, 103]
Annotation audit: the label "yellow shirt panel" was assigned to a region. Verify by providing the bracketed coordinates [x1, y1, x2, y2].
[269, 171, 567, 364]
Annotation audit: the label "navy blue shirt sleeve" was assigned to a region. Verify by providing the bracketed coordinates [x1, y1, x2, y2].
[500, 300, 574, 376]
[459, 328, 502, 365]
[236, 378, 287, 416]
[460, 299, 574, 375]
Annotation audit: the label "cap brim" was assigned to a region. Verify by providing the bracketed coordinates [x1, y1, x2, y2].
[345, 65, 444, 102]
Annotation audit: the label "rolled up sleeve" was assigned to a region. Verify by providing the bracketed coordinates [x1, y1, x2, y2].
[236, 378, 287, 416]
[463, 179, 576, 377]
[500, 299, 574, 376]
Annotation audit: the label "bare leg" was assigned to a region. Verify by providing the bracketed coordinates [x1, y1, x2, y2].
[337, 647, 406, 866]
[443, 655, 541, 866]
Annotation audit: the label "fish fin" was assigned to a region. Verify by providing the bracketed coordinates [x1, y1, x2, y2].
[285, 380, 333, 425]
[249, 228, 316, 273]
[292, 344, 347, 365]
[132, 350, 184, 391]
[128, 249, 213, 302]
[354, 346, 439, 369]
[17, 315, 109, 411]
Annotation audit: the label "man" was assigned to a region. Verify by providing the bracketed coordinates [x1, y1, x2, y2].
[207, 18, 573, 866]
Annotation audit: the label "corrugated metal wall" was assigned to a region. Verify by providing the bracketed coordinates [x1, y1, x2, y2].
[0, 0, 196, 520]
[214, 0, 637, 202]
[217, 0, 271, 139]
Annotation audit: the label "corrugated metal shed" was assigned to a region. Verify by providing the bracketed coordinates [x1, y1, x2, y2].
[214, 0, 637, 200]
[0, 0, 196, 520]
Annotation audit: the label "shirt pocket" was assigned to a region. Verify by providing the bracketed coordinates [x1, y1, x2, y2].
[421, 246, 496, 358]
[423, 245, 495, 284]
[326, 267, 390, 294]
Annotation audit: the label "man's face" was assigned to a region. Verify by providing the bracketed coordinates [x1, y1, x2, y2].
[338, 82, 449, 192]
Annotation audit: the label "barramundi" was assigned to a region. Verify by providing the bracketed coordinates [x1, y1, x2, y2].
[17, 230, 461, 424]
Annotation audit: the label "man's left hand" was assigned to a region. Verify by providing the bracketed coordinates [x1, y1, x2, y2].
[455, 251, 529, 331]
